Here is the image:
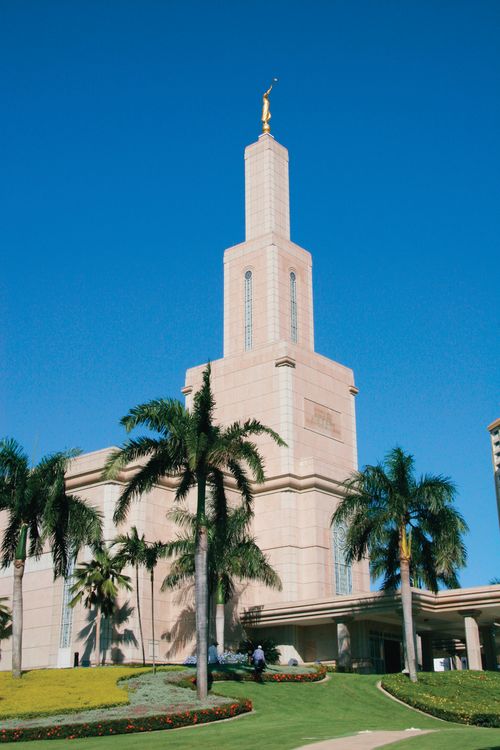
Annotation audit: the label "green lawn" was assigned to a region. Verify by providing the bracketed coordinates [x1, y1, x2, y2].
[387, 727, 500, 749]
[1, 673, 500, 749]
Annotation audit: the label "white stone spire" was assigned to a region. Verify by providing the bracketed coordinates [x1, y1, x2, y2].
[244, 134, 290, 241]
[223, 134, 314, 357]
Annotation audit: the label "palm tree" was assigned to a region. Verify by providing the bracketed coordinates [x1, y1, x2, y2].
[104, 364, 285, 698]
[332, 447, 467, 683]
[0, 598, 12, 661]
[0, 598, 12, 634]
[0, 438, 103, 678]
[113, 527, 147, 665]
[142, 541, 168, 674]
[163, 503, 281, 654]
[69, 545, 132, 666]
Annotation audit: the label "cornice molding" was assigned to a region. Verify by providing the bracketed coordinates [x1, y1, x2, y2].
[241, 585, 500, 628]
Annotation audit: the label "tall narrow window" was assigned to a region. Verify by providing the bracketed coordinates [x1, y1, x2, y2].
[290, 271, 298, 343]
[333, 521, 352, 595]
[59, 559, 75, 649]
[244, 270, 253, 351]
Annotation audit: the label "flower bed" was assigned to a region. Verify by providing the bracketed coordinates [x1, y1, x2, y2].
[187, 664, 327, 685]
[381, 671, 500, 727]
[0, 699, 253, 743]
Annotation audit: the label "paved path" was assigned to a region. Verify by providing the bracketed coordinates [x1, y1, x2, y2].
[297, 729, 434, 749]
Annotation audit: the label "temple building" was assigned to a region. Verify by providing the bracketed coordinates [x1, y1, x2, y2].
[487, 418, 500, 528]
[0, 123, 499, 673]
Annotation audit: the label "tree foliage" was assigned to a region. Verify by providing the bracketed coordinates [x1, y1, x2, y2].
[104, 364, 285, 696]
[333, 447, 467, 593]
[162, 503, 281, 604]
[333, 446, 467, 682]
[0, 438, 102, 576]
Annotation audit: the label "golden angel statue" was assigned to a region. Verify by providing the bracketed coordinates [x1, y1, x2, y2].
[262, 78, 278, 134]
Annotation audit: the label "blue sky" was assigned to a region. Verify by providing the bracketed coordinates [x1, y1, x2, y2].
[1, 1, 499, 586]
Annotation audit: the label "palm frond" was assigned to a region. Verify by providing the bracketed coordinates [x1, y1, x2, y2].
[120, 398, 187, 436]
[0, 438, 30, 482]
[113, 449, 178, 524]
[192, 365, 215, 435]
[225, 459, 253, 511]
[174, 465, 195, 503]
[103, 437, 165, 480]
[1, 514, 22, 568]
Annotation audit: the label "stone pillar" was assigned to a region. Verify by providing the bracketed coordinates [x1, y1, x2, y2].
[337, 619, 352, 669]
[480, 625, 498, 671]
[419, 633, 434, 672]
[412, 621, 422, 671]
[416, 633, 423, 670]
[453, 654, 463, 670]
[460, 610, 483, 671]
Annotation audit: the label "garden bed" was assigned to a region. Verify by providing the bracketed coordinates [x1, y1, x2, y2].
[381, 671, 500, 727]
[0, 666, 179, 720]
[206, 663, 327, 683]
[0, 664, 326, 742]
[0, 670, 251, 742]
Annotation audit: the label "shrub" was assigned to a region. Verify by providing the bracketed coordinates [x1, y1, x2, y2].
[381, 672, 500, 727]
[218, 651, 248, 665]
[238, 637, 281, 665]
[188, 664, 327, 686]
[183, 651, 248, 666]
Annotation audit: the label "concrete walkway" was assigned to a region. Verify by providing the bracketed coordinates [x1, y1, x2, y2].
[297, 729, 434, 749]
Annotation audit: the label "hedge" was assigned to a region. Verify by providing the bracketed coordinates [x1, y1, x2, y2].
[0, 700, 253, 743]
[187, 664, 327, 687]
[381, 672, 500, 728]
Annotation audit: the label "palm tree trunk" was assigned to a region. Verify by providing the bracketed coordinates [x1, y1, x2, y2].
[400, 556, 417, 682]
[136, 564, 145, 665]
[195, 472, 208, 700]
[12, 523, 28, 679]
[94, 606, 101, 667]
[215, 579, 225, 657]
[151, 569, 156, 675]
[12, 560, 24, 679]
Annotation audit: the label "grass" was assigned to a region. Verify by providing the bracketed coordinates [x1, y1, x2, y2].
[1, 670, 499, 748]
[0, 666, 182, 719]
[382, 671, 500, 726]
[386, 728, 500, 749]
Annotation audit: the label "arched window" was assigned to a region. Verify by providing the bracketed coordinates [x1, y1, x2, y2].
[333, 520, 352, 595]
[290, 271, 298, 343]
[244, 270, 253, 351]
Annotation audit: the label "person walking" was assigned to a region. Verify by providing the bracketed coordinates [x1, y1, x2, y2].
[252, 644, 266, 677]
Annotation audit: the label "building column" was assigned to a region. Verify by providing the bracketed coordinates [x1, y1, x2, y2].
[460, 610, 482, 670]
[419, 633, 434, 672]
[453, 654, 463, 670]
[336, 619, 352, 669]
[480, 625, 497, 671]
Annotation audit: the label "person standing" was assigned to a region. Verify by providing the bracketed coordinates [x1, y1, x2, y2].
[208, 642, 218, 664]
